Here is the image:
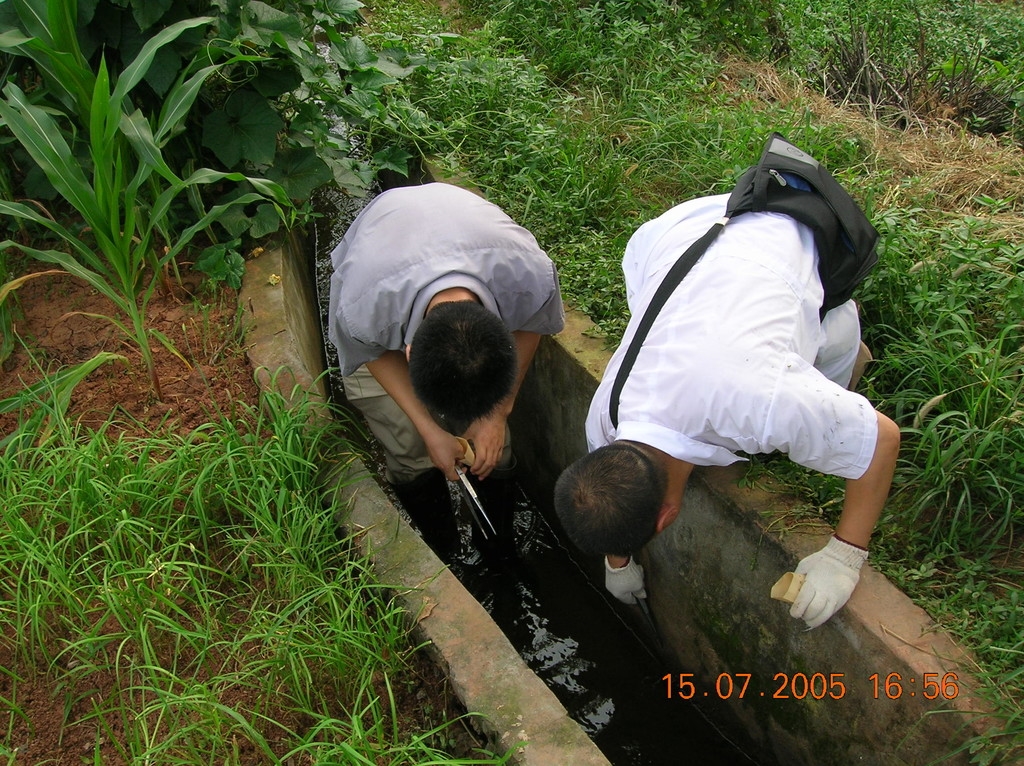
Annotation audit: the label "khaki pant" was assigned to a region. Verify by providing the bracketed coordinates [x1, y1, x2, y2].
[343, 364, 513, 485]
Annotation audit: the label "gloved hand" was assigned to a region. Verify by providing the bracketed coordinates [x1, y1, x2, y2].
[605, 556, 647, 605]
[790, 536, 868, 629]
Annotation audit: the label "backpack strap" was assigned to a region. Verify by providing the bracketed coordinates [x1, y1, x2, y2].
[608, 216, 728, 429]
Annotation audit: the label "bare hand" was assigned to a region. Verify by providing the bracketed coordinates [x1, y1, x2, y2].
[462, 412, 506, 479]
[423, 429, 464, 482]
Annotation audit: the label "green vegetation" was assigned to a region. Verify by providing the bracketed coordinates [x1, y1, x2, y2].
[0, 0, 433, 397]
[0, 1, 501, 757]
[0, 12, 289, 399]
[0, 351, 126, 451]
[0, 387, 506, 763]
[362, 0, 1024, 761]
[2, 0, 1022, 760]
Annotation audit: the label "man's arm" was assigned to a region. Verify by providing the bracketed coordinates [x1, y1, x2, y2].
[836, 410, 901, 546]
[364, 350, 463, 481]
[790, 410, 900, 628]
[605, 452, 694, 601]
[464, 330, 543, 478]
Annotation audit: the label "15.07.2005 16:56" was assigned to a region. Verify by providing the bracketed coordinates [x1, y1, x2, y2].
[662, 671, 962, 701]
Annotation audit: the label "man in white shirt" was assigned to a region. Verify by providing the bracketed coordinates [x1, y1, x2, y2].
[328, 182, 565, 555]
[553, 193, 899, 629]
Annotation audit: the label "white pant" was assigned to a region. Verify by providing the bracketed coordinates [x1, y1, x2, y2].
[814, 300, 863, 389]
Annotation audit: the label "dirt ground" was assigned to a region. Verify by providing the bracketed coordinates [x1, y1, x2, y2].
[0, 261, 487, 763]
[0, 262, 262, 437]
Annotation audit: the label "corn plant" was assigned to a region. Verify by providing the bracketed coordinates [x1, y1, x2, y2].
[0, 13, 290, 400]
[0, 0, 436, 213]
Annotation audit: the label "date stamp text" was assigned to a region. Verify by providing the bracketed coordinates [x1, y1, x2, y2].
[661, 672, 960, 701]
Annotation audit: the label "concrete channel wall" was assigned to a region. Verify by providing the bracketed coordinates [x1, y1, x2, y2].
[241, 228, 993, 766]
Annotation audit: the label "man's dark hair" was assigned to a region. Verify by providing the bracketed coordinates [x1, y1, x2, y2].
[553, 442, 666, 558]
[409, 300, 517, 432]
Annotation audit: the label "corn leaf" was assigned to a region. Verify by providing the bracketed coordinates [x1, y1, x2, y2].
[154, 64, 221, 146]
[6, 0, 95, 117]
[165, 192, 277, 264]
[0, 269, 66, 306]
[43, 0, 87, 74]
[113, 17, 215, 103]
[120, 109, 180, 184]
[0, 85, 102, 227]
[0, 203, 97, 268]
[0, 31, 33, 48]
[10, 0, 50, 44]
[0, 239, 132, 319]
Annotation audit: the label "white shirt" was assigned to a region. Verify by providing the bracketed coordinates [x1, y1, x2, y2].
[586, 194, 878, 480]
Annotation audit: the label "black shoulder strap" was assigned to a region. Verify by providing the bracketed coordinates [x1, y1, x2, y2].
[608, 217, 727, 428]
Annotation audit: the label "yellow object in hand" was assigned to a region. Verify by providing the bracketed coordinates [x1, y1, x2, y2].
[771, 572, 806, 604]
[454, 436, 475, 466]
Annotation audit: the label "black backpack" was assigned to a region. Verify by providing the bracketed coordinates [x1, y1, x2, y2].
[608, 132, 879, 428]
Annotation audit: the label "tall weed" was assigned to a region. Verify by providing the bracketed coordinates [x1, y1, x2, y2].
[858, 210, 1024, 553]
[0, 389, 506, 762]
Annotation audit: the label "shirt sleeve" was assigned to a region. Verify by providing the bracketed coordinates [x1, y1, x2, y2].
[329, 308, 390, 375]
[512, 261, 566, 334]
[762, 355, 878, 480]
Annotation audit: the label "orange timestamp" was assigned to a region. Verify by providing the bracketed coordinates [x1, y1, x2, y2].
[662, 672, 960, 701]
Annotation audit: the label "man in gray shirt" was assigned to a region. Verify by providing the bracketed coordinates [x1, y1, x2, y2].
[328, 182, 565, 554]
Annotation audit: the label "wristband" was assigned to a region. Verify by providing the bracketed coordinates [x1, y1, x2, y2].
[833, 533, 867, 552]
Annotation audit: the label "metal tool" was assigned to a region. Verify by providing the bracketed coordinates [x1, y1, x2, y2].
[453, 436, 497, 540]
[456, 465, 497, 540]
[636, 594, 659, 640]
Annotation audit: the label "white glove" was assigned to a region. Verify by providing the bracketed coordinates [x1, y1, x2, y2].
[605, 556, 647, 605]
[790, 537, 868, 629]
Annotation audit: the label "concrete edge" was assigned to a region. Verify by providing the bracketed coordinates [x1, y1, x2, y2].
[239, 230, 330, 415]
[239, 239, 610, 765]
[705, 462, 986, 712]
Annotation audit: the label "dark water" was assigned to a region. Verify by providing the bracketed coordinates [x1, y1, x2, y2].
[444, 486, 767, 765]
[310, 184, 773, 765]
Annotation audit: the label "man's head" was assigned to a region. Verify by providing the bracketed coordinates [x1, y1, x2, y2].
[408, 300, 517, 433]
[553, 442, 667, 558]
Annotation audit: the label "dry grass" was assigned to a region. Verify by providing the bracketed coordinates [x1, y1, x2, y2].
[721, 56, 1024, 234]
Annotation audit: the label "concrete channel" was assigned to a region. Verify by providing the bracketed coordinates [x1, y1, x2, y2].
[240, 215, 994, 765]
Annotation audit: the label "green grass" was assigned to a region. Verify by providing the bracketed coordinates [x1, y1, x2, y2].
[363, 0, 1024, 761]
[0, 388, 508, 763]
[5, 0, 1018, 759]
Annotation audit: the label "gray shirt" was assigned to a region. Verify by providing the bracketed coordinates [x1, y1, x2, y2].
[328, 183, 565, 375]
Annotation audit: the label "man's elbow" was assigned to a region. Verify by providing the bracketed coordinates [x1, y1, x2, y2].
[876, 411, 901, 463]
